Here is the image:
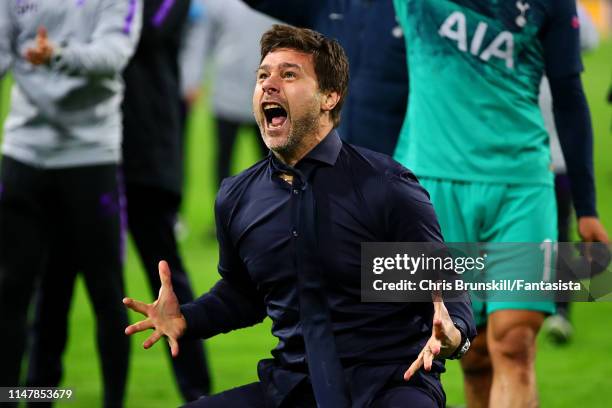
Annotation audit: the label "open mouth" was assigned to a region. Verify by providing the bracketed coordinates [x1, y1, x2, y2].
[262, 103, 288, 129]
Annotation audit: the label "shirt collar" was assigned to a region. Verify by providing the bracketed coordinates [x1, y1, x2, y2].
[268, 130, 342, 179]
[302, 129, 342, 166]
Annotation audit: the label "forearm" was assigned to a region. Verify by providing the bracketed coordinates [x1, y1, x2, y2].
[53, 37, 135, 76]
[180, 279, 266, 339]
[51, 0, 142, 76]
[446, 295, 477, 342]
[550, 74, 597, 217]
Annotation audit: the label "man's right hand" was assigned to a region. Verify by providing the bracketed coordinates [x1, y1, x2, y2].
[123, 260, 186, 357]
[25, 26, 55, 65]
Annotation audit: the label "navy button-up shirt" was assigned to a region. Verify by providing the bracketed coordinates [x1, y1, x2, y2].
[181, 130, 476, 406]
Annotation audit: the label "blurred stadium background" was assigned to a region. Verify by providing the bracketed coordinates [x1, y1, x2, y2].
[0, 10, 611, 408]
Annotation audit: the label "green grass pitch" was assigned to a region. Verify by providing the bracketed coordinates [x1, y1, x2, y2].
[0, 39, 611, 407]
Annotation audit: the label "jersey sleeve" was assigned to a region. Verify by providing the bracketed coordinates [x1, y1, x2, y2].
[540, 0, 583, 79]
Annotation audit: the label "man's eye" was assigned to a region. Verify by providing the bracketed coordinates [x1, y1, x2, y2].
[257, 72, 269, 80]
[283, 71, 296, 78]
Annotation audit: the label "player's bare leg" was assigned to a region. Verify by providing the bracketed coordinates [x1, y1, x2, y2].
[487, 310, 544, 408]
[461, 327, 492, 408]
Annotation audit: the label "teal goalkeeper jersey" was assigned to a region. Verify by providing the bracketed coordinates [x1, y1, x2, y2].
[393, 0, 582, 185]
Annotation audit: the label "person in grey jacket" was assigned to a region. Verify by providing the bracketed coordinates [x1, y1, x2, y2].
[180, 0, 277, 190]
[0, 1, 142, 406]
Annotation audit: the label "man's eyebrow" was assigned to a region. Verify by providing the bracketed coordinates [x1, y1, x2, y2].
[256, 62, 303, 72]
[278, 62, 302, 70]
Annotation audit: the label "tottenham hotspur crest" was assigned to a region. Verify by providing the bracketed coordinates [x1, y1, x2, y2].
[515, 1, 530, 28]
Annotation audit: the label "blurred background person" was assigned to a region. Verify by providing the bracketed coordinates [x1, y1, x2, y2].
[243, 0, 407, 156]
[26, 0, 212, 404]
[123, 0, 211, 399]
[0, 1, 142, 407]
[180, 0, 275, 193]
[539, 2, 600, 345]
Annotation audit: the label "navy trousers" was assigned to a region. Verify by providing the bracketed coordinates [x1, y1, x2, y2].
[182, 377, 442, 408]
[0, 157, 129, 408]
[27, 184, 211, 403]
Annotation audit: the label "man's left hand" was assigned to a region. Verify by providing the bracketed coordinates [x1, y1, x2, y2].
[25, 26, 55, 65]
[404, 292, 461, 381]
[578, 216, 609, 244]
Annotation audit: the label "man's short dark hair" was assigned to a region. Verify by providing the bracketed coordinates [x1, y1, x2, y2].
[260, 24, 349, 128]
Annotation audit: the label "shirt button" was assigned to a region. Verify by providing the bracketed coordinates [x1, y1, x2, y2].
[293, 189, 299, 195]
[292, 230, 299, 237]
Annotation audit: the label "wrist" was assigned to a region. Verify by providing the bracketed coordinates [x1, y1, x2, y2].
[177, 314, 187, 338]
[448, 321, 470, 360]
[48, 47, 63, 68]
[441, 325, 461, 357]
[575, 205, 598, 219]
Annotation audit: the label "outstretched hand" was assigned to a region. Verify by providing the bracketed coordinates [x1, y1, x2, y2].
[123, 260, 186, 357]
[404, 291, 461, 381]
[25, 26, 55, 65]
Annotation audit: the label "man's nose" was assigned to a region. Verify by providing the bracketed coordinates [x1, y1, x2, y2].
[262, 75, 280, 94]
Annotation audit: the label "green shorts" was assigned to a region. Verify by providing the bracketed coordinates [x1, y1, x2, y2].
[419, 177, 557, 327]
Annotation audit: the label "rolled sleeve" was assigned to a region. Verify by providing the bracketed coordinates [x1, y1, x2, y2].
[541, 0, 583, 79]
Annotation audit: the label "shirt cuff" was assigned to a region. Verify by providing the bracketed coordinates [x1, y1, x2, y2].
[180, 302, 211, 340]
[450, 315, 472, 341]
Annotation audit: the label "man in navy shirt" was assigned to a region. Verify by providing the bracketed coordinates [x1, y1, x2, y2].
[124, 24, 476, 407]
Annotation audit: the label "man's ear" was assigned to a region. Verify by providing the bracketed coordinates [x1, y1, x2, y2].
[320, 91, 340, 113]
